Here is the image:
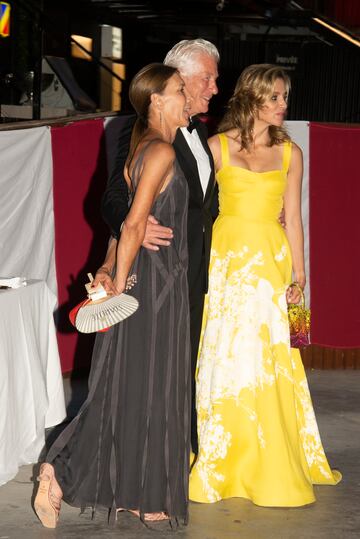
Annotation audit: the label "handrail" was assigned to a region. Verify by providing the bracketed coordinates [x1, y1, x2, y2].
[0, 110, 130, 131]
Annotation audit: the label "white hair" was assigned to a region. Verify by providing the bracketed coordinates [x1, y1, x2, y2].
[164, 38, 220, 75]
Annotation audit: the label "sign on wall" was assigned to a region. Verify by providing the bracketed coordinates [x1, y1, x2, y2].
[0, 2, 10, 37]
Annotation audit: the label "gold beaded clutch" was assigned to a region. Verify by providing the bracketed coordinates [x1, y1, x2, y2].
[287, 282, 311, 348]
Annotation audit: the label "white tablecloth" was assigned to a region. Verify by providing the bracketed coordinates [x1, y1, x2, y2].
[0, 280, 66, 485]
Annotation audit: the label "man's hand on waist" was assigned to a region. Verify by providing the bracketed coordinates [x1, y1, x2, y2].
[143, 215, 173, 251]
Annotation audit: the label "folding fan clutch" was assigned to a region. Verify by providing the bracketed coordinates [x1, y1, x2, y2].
[69, 273, 139, 334]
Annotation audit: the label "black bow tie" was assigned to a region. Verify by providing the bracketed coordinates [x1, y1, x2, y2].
[187, 119, 196, 133]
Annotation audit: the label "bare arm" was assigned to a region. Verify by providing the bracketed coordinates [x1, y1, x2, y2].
[101, 115, 173, 249]
[142, 215, 173, 251]
[92, 236, 118, 294]
[208, 134, 222, 174]
[283, 143, 305, 302]
[114, 142, 175, 293]
[93, 212, 173, 292]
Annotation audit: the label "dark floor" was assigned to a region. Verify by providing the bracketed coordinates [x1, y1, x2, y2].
[0, 370, 359, 539]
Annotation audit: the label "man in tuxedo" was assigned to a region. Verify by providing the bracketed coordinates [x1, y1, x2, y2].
[96, 39, 219, 455]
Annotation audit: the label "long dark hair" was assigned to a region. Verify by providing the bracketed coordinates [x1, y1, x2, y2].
[128, 63, 178, 160]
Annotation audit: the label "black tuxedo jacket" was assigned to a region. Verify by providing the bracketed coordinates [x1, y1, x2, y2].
[101, 114, 218, 296]
[173, 118, 217, 296]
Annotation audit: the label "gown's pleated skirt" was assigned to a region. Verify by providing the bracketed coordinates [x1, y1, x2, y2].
[47, 161, 191, 522]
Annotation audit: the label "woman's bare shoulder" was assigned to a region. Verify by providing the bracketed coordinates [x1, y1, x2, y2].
[288, 140, 303, 158]
[287, 141, 303, 175]
[133, 139, 176, 174]
[208, 133, 221, 145]
[144, 139, 175, 160]
[207, 134, 222, 167]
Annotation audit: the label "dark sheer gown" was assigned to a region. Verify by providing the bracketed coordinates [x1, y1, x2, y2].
[46, 146, 191, 524]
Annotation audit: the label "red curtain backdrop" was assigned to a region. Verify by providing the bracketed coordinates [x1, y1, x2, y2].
[310, 123, 360, 348]
[51, 119, 109, 372]
[49, 119, 359, 370]
[334, 1, 360, 27]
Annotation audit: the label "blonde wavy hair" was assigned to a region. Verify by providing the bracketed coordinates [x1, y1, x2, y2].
[218, 64, 291, 150]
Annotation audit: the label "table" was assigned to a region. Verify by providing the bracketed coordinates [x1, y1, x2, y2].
[0, 280, 66, 485]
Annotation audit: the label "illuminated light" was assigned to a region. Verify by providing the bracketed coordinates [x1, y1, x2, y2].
[0, 2, 10, 37]
[100, 25, 122, 60]
[71, 35, 93, 61]
[313, 17, 360, 48]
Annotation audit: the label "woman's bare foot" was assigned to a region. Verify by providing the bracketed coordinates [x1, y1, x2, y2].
[34, 463, 62, 528]
[117, 508, 168, 521]
[144, 511, 168, 522]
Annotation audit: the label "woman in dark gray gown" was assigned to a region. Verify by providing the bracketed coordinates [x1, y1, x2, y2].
[34, 63, 192, 528]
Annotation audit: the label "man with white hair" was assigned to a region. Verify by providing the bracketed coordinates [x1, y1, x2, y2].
[96, 39, 219, 455]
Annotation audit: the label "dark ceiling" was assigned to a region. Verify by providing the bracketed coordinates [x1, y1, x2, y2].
[75, 0, 313, 26]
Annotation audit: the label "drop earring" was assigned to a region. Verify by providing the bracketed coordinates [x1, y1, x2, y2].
[159, 110, 163, 128]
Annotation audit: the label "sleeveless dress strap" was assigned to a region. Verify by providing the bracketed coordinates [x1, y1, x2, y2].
[282, 141, 292, 174]
[218, 133, 230, 169]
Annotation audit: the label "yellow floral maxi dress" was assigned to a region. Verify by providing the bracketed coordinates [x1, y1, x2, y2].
[189, 134, 341, 507]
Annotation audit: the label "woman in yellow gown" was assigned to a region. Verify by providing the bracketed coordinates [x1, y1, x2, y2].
[189, 64, 340, 507]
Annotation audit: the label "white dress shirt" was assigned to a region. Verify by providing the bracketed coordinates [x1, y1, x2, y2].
[180, 126, 211, 197]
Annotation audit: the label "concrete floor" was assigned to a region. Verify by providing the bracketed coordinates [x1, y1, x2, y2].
[0, 370, 359, 539]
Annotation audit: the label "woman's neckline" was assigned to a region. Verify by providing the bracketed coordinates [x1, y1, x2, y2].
[221, 164, 283, 175]
[220, 134, 286, 175]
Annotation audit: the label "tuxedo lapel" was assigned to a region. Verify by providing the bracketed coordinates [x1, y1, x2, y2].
[195, 121, 216, 205]
[174, 129, 204, 203]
